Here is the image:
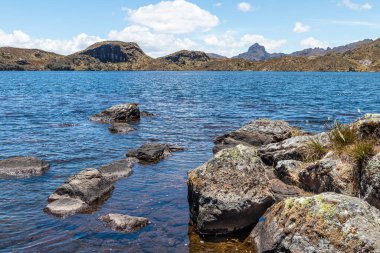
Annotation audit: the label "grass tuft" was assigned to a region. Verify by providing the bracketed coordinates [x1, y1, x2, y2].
[304, 139, 329, 162]
[329, 122, 358, 151]
[349, 140, 376, 167]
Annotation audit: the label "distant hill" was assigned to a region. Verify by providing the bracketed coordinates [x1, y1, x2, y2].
[207, 53, 227, 59]
[0, 39, 379, 71]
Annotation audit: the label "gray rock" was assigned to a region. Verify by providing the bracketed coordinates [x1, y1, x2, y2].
[250, 193, 380, 253]
[269, 179, 308, 202]
[99, 158, 136, 181]
[361, 153, 380, 209]
[108, 123, 134, 134]
[141, 111, 155, 117]
[0, 156, 49, 178]
[355, 113, 380, 143]
[259, 132, 330, 166]
[90, 103, 140, 123]
[213, 119, 297, 153]
[274, 160, 304, 185]
[127, 143, 184, 163]
[99, 213, 150, 233]
[187, 145, 275, 235]
[46, 168, 114, 216]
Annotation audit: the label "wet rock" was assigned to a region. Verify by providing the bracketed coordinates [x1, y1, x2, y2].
[99, 158, 136, 181]
[250, 193, 380, 253]
[141, 111, 155, 117]
[127, 143, 184, 163]
[0, 156, 49, 178]
[99, 213, 149, 233]
[90, 103, 140, 123]
[258, 132, 330, 166]
[187, 145, 275, 235]
[46, 168, 114, 216]
[355, 113, 380, 143]
[298, 155, 356, 195]
[213, 119, 298, 153]
[108, 123, 134, 134]
[361, 153, 380, 209]
[274, 160, 304, 185]
[269, 179, 308, 202]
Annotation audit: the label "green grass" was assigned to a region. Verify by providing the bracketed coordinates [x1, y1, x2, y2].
[349, 140, 376, 166]
[304, 139, 329, 162]
[329, 122, 358, 151]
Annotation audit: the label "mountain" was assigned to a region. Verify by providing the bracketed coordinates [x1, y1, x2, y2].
[207, 53, 227, 59]
[233, 43, 285, 61]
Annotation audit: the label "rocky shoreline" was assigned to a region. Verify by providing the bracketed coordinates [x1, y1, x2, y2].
[1, 102, 380, 251]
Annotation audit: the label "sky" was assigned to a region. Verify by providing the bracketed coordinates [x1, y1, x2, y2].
[0, 0, 379, 57]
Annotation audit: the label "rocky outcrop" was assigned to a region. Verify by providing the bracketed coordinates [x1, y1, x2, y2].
[233, 43, 285, 61]
[45, 168, 114, 216]
[361, 153, 380, 209]
[258, 132, 330, 166]
[250, 193, 380, 253]
[0, 156, 49, 178]
[99, 213, 150, 233]
[127, 143, 184, 163]
[90, 103, 140, 123]
[108, 123, 134, 134]
[213, 119, 297, 153]
[99, 158, 136, 181]
[187, 145, 274, 235]
[355, 113, 380, 143]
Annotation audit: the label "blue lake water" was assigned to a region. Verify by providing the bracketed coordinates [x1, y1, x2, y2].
[0, 71, 379, 252]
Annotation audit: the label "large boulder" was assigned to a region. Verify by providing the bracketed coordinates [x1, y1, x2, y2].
[250, 193, 380, 253]
[213, 119, 297, 153]
[99, 213, 150, 233]
[361, 153, 380, 209]
[90, 103, 140, 123]
[127, 143, 184, 163]
[187, 145, 275, 235]
[0, 156, 49, 178]
[259, 132, 330, 166]
[99, 158, 136, 181]
[355, 113, 380, 143]
[45, 168, 114, 216]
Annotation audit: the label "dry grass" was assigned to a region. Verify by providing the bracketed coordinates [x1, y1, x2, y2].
[329, 122, 358, 152]
[304, 139, 329, 162]
[349, 140, 376, 166]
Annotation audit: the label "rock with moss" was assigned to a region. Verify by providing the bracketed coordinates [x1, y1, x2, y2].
[250, 193, 380, 253]
[361, 153, 380, 210]
[258, 132, 329, 166]
[213, 119, 299, 153]
[187, 145, 275, 235]
[90, 103, 140, 123]
[355, 113, 380, 143]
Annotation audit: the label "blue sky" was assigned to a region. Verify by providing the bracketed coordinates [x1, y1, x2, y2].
[0, 0, 378, 57]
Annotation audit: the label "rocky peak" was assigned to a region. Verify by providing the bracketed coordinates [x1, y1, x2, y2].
[79, 41, 148, 63]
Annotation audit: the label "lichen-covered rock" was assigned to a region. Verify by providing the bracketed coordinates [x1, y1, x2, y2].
[274, 160, 304, 185]
[108, 123, 134, 134]
[99, 158, 136, 181]
[250, 193, 380, 253]
[90, 103, 140, 123]
[213, 119, 297, 153]
[45, 168, 114, 216]
[99, 213, 150, 233]
[259, 132, 330, 166]
[187, 145, 275, 235]
[0, 156, 49, 178]
[127, 143, 184, 163]
[361, 153, 380, 209]
[355, 113, 380, 143]
[298, 155, 356, 196]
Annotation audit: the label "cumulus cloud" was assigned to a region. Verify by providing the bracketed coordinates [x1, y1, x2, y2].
[340, 0, 372, 10]
[300, 37, 329, 49]
[293, 22, 310, 33]
[237, 2, 252, 12]
[125, 0, 219, 34]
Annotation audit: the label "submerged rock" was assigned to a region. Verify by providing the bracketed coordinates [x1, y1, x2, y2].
[0, 156, 49, 178]
[141, 111, 155, 117]
[127, 143, 184, 163]
[187, 145, 274, 235]
[99, 213, 149, 233]
[355, 113, 380, 143]
[250, 193, 380, 253]
[99, 158, 136, 181]
[45, 168, 114, 216]
[90, 103, 140, 123]
[213, 119, 298, 153]
[361, 153, 380, 209]
[108, 123, 134, 134]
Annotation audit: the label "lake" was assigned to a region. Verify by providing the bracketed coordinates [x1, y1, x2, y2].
[0, 71, 379, 252]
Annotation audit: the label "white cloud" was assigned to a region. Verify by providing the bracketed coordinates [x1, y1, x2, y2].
[125, 0, 219, 34]
[340, 0, 372, 10]
[237, 2, 252, 12]
[293, 22, 311, 33]
[215, 2, 222, 7]
[300, 37, 329, 49]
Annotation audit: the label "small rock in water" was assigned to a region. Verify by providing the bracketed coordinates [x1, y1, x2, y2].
[127, 143, 184, 163]
[108, 123, 134, 134]
[45, 198, 88, 217]
[99, 158, 137, 181]
[0, 156, 49, 178]
[99, 213, 149, 233]
[90, 103, 140, 123]
[141, 111, 155, 117]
